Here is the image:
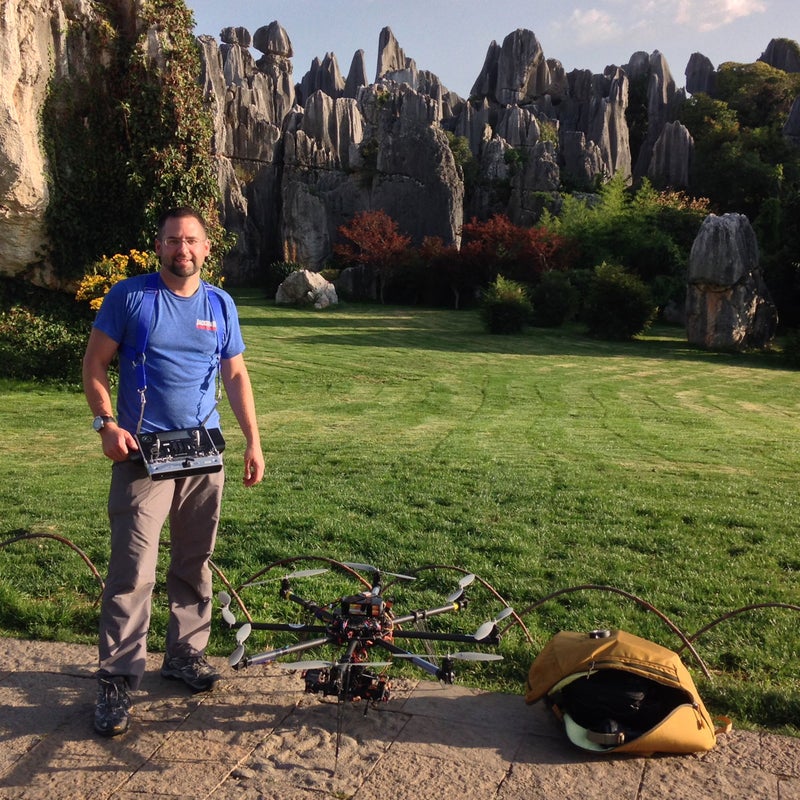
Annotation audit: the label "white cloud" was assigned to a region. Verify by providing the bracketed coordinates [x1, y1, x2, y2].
[562, 8, 622, 44]
[675, 0, 767, 31]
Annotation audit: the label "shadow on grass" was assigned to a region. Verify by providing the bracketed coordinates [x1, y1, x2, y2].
[239, 304, 788, 370]
[699, 678, 800, 735]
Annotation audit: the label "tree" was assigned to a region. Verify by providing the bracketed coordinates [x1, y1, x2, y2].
[540, 176, 709, 310]
[334, 210, 412, 303]
[583, 263, 656, 340]
[677, 62, 800, 326]
[417, 236, 471, 309]
[460, 214, 566, 287]
[41, 0, 228, 284]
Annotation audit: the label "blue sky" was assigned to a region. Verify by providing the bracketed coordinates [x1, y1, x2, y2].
[188, 0, 797, 96]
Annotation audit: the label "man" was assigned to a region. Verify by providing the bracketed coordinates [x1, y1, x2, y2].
[82, 207, 264, 737]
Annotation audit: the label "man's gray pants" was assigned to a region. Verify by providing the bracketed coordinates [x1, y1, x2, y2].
[97, 460, 225, 690]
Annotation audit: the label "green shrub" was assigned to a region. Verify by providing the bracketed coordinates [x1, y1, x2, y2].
[479, 276, 532, 334]
[530, 270, 578, 327]
[583, 262, 657, 340]
[781, 329, 800, 368]
[0, 306, 89, 384]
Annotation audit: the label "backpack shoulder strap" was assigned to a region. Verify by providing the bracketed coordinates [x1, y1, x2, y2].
[203, 281, 225, 356]
[119, 272, 160, 392]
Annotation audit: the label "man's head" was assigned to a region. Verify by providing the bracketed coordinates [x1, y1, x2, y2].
[155, 207, 211, 281]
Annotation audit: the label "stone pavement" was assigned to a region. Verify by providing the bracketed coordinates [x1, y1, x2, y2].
[1, 637, 799, 799]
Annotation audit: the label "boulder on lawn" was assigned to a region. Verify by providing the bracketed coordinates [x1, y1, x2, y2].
[275, 269, 338, 309]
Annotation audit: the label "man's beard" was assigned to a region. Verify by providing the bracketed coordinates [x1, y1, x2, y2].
[163, 257, 201, 278]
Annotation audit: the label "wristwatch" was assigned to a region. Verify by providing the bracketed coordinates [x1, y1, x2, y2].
[92, 415, 115, 432]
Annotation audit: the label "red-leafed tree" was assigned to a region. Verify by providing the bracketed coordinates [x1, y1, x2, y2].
[418, 235, 477, 309]
[460, 214, 567, 285]
[334, 210, 412, 303]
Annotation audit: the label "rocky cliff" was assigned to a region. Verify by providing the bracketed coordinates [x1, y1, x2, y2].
[1, 2, 798, 288]
[200, 23, 699, 280]
[0, 0, 110, 288]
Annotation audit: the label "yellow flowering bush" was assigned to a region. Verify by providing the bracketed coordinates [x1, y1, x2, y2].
[75, 249, 158, 310]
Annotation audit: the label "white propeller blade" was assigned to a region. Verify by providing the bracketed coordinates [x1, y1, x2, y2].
[473, 621, 494, 642]
[474, 607, 514, 641]
[278, 660, 334, 671]
[392, 651, 502, 662]
[241, 568, 328, 587]
[236, 622, 252, 643]
[342, 562, 416, 581]
[445, 573, 476, 603]
[449, 652, 503, 662]
[228, 622, 252, 667]
[229, 645, 245, 667]
[218, 590, 237, 626]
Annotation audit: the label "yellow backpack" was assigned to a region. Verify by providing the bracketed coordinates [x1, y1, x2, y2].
[525, 629, 720, 754]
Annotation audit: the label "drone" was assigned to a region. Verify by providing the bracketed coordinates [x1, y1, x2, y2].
[217, 561, 513, 709]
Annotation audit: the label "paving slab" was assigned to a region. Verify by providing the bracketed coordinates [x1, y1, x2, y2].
[0, 637, 796, 799]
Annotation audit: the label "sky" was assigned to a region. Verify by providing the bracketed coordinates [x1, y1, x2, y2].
[187, 0, 798, 97]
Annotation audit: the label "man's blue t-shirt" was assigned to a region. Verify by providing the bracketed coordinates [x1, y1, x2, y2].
[93, 274, 245, 433]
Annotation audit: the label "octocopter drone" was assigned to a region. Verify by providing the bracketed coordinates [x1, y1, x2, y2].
[217, 561, 513, 706]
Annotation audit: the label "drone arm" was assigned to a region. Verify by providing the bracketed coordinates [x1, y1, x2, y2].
[284, 591, 337, 623]
[390, 629, 490, 644]
[391, 601, 462, 627]
[244, 635, 335, 667]
[374, 640, 441, 679]
[247, 622, 329, 635]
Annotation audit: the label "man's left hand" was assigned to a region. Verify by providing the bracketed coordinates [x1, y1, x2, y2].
[243, 445, 265, 487]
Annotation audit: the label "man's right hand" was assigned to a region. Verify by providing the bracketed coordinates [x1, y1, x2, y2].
[99, 423, 139, 462]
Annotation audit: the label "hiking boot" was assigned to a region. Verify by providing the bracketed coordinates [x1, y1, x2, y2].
[94, 676, 131, 737]
[160, 654, 221, 692]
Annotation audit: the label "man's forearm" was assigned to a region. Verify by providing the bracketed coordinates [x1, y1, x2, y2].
[222, 358, 261, 444]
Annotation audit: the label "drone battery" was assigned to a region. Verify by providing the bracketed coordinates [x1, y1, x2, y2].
[135, 427, 225, 480]
[342, 594, 384, 618]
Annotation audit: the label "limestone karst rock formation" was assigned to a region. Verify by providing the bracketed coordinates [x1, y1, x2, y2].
[194, 22, 709, 279]
[785, 96, 800, 146]
[648, 121, 694, 188]
[1, 0, 797, 304]
[685, 213, 778, 350]
[759, 38, 800, 73]
[275, 268, 338, 308]
[685, 52, 716, 96]
[0, 0, 109, 288]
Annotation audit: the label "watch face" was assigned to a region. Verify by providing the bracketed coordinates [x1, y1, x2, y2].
[93, 417, 103, 431]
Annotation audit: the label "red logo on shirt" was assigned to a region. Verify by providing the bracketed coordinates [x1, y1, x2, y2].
[196, 318, 217, 331]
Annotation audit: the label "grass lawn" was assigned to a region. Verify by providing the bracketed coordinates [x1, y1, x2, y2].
[1, 292, 798, 733]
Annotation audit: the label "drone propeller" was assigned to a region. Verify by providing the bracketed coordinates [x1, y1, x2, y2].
[277, 659, 334, 671]
[446, 652, 503, 662]
[218, 590, 237, 626]
[393, 651, 503, 662]
[240, 568, 329, 588]
[341, 562, 416, 581]
[277, 659, 393, 671]
[228, 622, 252, 667]
[445, 573, 476, 604]
[473, 606, 515, 642]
